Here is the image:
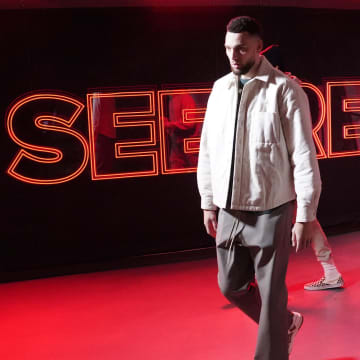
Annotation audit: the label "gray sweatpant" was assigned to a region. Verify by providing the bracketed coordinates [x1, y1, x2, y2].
[311, 219, 332, 262]
[216, 201, 295, 360]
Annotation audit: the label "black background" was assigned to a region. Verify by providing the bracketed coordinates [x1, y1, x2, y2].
[1, 6, 360, 281]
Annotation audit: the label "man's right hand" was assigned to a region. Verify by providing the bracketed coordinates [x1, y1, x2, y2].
[291, 220, 316, 252]
[203, 210, 218, 238]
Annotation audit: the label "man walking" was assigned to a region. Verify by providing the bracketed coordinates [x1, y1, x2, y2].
[197, 16, 321, 360]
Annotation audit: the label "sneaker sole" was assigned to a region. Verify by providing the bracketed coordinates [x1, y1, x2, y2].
[304, 282, 344, 291]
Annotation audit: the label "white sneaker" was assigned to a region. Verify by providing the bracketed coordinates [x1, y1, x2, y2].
[304, 276, 344, 291]
[288, 311, 303, 354]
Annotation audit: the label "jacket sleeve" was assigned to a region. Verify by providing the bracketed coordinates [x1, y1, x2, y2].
[280, 80, 322, 222]
[197, 88, 218, 211]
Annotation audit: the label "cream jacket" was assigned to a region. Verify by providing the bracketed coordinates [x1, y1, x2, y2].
[197, 56, 321, 222]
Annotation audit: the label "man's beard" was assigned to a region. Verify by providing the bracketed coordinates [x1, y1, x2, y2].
[231, 60, 255, 76]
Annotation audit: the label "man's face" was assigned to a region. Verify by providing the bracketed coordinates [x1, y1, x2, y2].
[224, 31, 263, 75]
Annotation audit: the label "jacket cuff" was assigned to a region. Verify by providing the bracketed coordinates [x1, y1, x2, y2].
[201, 197, 218, 211]
[295, 205, 317, 223]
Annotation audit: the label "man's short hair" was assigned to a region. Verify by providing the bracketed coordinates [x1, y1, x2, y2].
[226, 16, 263, 39]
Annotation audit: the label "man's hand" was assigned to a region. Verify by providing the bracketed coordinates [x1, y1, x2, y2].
[203, 210, 218, 238]
[291, 220, 316, 252]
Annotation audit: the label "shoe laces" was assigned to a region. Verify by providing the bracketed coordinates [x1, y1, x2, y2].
[309, 277, 326, 287]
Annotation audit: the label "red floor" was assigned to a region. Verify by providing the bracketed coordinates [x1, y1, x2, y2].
[1, 231, 360, 360]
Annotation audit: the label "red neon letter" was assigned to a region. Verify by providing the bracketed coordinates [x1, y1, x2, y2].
[6, 93, 88, 185]
[327, 80, 360, 158]
[158, 88, 211, 174]
[87, 91, 158, 180]
[301, 82, 327, 159]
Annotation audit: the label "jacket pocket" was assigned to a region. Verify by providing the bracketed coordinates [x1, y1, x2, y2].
[250, 112, 280, 144]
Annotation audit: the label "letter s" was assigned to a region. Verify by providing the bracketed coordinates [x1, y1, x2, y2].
[6, 93, 89, 184]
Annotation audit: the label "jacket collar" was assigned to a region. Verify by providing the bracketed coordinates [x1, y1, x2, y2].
[226, 55, 273, 89]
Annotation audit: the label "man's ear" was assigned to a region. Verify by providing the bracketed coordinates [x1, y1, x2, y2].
[257, 39, 264, 53]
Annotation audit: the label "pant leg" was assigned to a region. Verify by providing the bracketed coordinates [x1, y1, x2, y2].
[311, 220, 332, 262]
[217, 244, 262, 323]
[240, 201, 294, 360]
[216, 209, 262, 323]
[216, 204, 294, 360]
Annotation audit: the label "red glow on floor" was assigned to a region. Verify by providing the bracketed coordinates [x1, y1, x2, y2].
[0, 232, 359, 360]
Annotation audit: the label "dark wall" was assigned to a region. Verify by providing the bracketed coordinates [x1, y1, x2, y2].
[1, 6, 360, 281]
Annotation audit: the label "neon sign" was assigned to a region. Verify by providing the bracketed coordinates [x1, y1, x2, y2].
[6, 80, 360, 184]
[327, 80, 360, 158]
[6, 93, 89, 185]
[87, 91, 159, 180]
[157, 89, 209, 174]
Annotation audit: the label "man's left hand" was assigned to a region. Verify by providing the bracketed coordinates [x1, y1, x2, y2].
[291, 220, 316, 252]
